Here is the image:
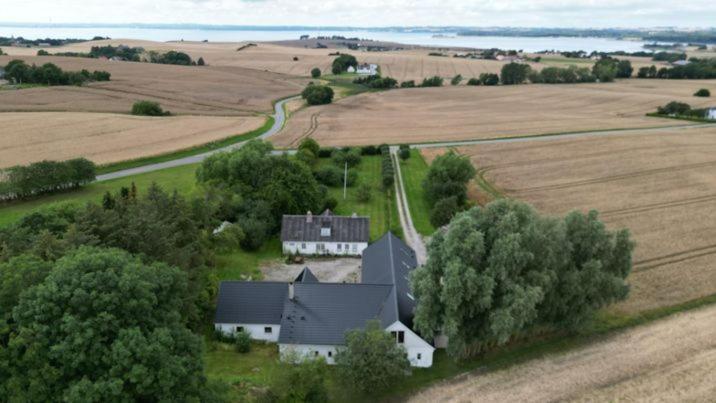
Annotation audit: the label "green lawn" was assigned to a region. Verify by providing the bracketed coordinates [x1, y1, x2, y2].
[399, 150, 435, 236]
[320, 155, 402, 241]
[214, 238, 283, 281]
[204, 341, 282, 401]
[0, 163, 200, 228]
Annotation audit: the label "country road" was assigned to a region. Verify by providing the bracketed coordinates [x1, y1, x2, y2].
[96, 96, 298, 182]
[390, 146, 427, 265]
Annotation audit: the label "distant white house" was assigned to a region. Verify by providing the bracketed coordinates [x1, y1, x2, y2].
[281, 210, 369, 256]
[496, 55, 523, 63]
[707, 108, 716, 120]
[356, 63, 378, 75]
[671, 60, 690, 66]
[215, 233, 436, 368]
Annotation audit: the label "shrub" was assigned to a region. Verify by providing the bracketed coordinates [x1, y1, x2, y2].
[311, 67, 321, 78]
[296, 148, 317, 166]
[235, 331, 251, 353]
[398, 145, 411, 160]
[657, 101, 692, 115]
[400, 80, 415, 88]
[37, 49, 50, 56]
[314, 166, 357, 187]
[360, 145, 379, 155]
[302, 84, 334, 105]
[420, 76, 444, 87]
[131, 100, 168, 116]
[466, 77, 480, 86]
[694, 88, 711, 97]
[451, 74, 463, 85]
[317, 147, 335, 158]
[271, 356, 329, 403]
[429, 196, 461, 227]
[479, 73, 500, 86]
[238, 217, 269, 251]
[324, 196, 338, 211]
[353, 75, 397, 89]
[381, 152, 395, 189]
[197, 57, 205, 66]
[356, 183, 372, 202]
[298, 137, 321, 157]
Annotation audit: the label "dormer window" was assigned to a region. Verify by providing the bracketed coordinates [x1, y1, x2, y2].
[321, 227, 331, 237]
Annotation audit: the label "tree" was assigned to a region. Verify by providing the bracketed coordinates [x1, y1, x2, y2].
[694, 88, 711, 97]
[311, 67, 321, 78]
[301, 84, 334, 105]
[131, 100, 168, 116]
[422, 150, 476, 205]
[429, 195, 460, 227]
[411, 200, 633, 358]
[451, 74, 463, 85]
[331, 54, 358, 74]
[4, 247, 212, 402]
[335, 320, 410, 395]
[234, 330, 251, 353]
[657, 101, 691, 115]
[616, 60, 633, 78]
[298, 137, 321, 157]
[420, 76, 443, 87]
[271, 356, 329, 402]
[592, 58, 618, 82]
[466, 77, 480, 86]
[500, 62, 531, 85]
[479, 73, 500, 85]
[197, 57, 205, 66]
[400, 80, 416, 88]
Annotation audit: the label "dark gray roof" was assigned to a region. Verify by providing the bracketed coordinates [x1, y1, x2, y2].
[362, 232, 418, 326]
[214, 282, 287, 325]
[294, 267, 318, 283]
[281, 209, 369, 243]
[278, 283, 395, 345]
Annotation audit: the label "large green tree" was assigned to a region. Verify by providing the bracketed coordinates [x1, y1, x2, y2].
[3, 247, 213, 402]
[423, 150, 476, 206]
[411, 199, 633, 358]
[334, 320, 410, 395]
[500, 62, 532, 85]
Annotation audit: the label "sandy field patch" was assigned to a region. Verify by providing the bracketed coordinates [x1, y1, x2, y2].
[410, 304, 716, 402]
[273, 79, 716, 148]
[260, 258, 361, 283]
[0, 112, 265, 167]
[0, 55, 305, 115]
[422, 126, 716, 313]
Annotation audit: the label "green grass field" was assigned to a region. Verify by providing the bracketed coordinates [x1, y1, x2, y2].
[320, 155, 402, 241]
[204, 341, 282, 401]
[214, 238, 283, 281]
[399, 150, 435, 236]
[0, 163, 200, 228]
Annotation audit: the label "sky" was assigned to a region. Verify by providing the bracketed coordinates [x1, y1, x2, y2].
[1, 0, 715, 28]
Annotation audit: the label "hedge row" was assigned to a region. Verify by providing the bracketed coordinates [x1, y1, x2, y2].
[0, 158, 96, 201]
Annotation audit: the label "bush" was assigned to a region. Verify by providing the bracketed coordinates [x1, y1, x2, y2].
[37, 49, 50, 56]
[420, 76, 443, 87]
[302, 84, 334, 105]
[271, 356, 329, 403]
[398, 145, 411, 160]
[360, 145, 379, 155]
[381, 152, 395, 189]
[694, 88, 711, 97]
[317, 147, 335, 158]
[400, 80, 416, 88]
[314, 166, 357, 187]
[324, 196, 338, 211]
[131, 100, 168, 116]
[298, 137, 321, 157]
[356, 183, 372, 202]
[657, 101, 692, 115]
[197, 57, 205, 66]
[296, 148, 317, 166]
[451, 74, 463, 85]
[235, 331, 251, 353]
[429, 196, 461, 227]
[353, 75, 397, 89]
[238, 217, 269, 250]
[466, 77, 480, 86]
[479, 73, 500, 86]
[311, 67, 321, 78]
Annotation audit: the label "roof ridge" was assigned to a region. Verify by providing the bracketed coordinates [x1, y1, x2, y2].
[386, 233, 400, 324]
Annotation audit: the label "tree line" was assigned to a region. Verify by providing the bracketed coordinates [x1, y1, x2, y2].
[638, 58, 716, 79]
[49, 45, 205, 66]
[0, 158, 96, 201]
[3, 60, 111, 86]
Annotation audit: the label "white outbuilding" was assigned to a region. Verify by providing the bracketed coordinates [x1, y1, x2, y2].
[281, 210, 369, 256]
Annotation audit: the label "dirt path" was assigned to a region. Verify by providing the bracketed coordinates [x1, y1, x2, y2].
[409, 304, 716, 403]
[390, 146, 427, 264]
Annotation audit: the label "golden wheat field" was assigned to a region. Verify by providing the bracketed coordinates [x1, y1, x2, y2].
[410, 304, 716, 402]
[421, 126, 716, 314]
[273, 79, 716, 148]
[0, 55, 305, 115]
[0, 112, 265, 167]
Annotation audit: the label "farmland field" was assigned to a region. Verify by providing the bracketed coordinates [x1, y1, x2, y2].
[0, 55, 305, 115]
[421, 126, 716, 314]
[272, 79, 716, 147]
[0, 112, 266, 167]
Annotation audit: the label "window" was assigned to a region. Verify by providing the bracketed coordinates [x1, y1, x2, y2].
[417, 353, 422, 360]
[264, 327, 272, 334]
[345, 244, 349, 251]
[352, 244, 357, 252]
[235, 326, 244, 333]
[398, 331, 405, 343]
[314, 351, 319, 357]
[337, 243, 342, 250]
[301, 243, 306, 249]
[328, 351, 332, 358]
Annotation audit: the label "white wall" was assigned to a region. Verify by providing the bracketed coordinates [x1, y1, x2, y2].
[279, 343, 339, 364]
[708, 109, 716, 120]
[385, 321, 435, 368]
[215, 323, 280, 342]
[283, 241, 367, 256]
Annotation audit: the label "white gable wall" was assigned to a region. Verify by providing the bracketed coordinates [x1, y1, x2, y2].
[215, 323, 280, 342]
[386, 321, 435, 368]
[708, 109, 716, 120]
[283, 241, 368, 256]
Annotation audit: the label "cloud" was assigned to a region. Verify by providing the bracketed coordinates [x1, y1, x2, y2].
[1, 0, 714, 27]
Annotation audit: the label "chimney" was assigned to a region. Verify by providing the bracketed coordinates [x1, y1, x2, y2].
[306, 211, 313, 223]
[351, 212, 357, 218]
[288, 282, 295, 300]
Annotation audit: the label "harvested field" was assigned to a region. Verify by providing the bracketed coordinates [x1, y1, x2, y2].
[273, 79, 716, 148]
[0, 112, 265, 167]
[421, 126, 716, 314]
[410, 304, 716, 402]
[0, 55, 305, 115]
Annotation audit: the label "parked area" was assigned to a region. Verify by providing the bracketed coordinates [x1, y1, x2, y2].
[260, 258, 362, 283]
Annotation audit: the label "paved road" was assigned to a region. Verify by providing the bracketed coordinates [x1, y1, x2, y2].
[96, 96, 298, 182]
[390, 146, 428, 265]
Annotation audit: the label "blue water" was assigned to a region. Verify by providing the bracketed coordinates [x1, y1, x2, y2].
[0, 25, 650, 53]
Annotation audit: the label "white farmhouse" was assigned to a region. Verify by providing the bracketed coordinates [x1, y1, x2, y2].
[215, 232, 436, 367]
[356, 63, 378, 75]
[281, 210, 369, 256]
[707, 108, 716, 120]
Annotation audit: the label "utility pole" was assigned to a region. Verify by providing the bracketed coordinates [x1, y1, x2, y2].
[343, 161, 348, 200]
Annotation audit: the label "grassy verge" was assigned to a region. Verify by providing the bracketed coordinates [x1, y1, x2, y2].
[214, 238, 283, 281]
[320, 155, 402, 240]
[95, 117, 274, 175]
[0, 163, 199, 228]
[322, 74, 374, 98]
[399, 150, 435, 236]
[386, 292, 716, 400]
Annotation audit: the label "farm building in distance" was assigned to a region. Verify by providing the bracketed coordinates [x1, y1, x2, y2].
[707, 108, 716, 120]
[281, 210, 369, 256]
[214, 232, 435, 367]
[356, 63, 379, 75]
